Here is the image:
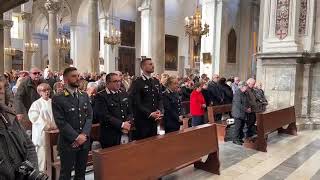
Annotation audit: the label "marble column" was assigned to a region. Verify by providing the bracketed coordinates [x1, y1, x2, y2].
[45, 0, 60, 71]
[0, 16, 5, 74]
[300, 63, 313, 123]
[150, 0, 165, 74]
[31, 34, 43, 69]
[88, 0, 99, 73]
[3, 20, 13, 72]
[21, 12, 32, 70]
[101, 17, 116, 74]
[139, 0, 152, 58]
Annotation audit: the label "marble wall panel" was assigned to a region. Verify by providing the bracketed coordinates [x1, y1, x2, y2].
[310, 63, 320, 118]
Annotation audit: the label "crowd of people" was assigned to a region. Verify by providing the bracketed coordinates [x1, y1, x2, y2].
[0, 58, 268, 180]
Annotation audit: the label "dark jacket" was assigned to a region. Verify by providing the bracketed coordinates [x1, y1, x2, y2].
[0, 105, 37, 180]
[52, 89, 93, 151]
[128, 75, 161, 140]
[94, 89, 132, 148]
[14, 77, 46, 114]
[163, 89, 182, 133]
[232, 89, 249, 119]
[219, 83, 233, 104]
[207, 81, 223, 105]
[180, 86, 192, 102]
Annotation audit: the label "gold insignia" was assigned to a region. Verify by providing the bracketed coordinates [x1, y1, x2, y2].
[64, 90, 70, 96]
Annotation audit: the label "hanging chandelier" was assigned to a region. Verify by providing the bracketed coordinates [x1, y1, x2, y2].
[24, 41, 39, 53]
[4, 47, 16, 56]
[103, 0, 121, 49]
[184, 1, 209, 44]
[56, 35, 71, 51]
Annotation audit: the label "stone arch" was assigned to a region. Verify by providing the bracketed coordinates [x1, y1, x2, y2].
[227, 28, 237, 63]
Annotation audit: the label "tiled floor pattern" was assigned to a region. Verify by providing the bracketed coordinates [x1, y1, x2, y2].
[85, 129, 320, 180]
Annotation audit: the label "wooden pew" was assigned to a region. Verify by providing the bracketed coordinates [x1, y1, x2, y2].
[207, 104, 232, 141]
[45, 123, 100, 180]
[244, 106, 297, 152]
[93, 123, 220, 180]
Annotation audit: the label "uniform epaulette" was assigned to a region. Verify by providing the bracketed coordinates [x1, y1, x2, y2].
[97, 89, 106, 94]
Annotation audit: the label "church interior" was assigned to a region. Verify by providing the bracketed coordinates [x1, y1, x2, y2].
[1, 0, 320, 179]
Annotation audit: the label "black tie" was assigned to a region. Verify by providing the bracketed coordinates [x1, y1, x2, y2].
[73, 92, 78, 99]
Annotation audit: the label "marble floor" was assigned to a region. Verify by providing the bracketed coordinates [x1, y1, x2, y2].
[85, 129, 320, 180]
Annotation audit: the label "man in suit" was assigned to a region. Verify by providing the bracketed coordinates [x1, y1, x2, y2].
[129, 58, 162, 140]
[232, 81, 251, 145]
[94, 73, 132, 148]
[52, 67, 93, 180]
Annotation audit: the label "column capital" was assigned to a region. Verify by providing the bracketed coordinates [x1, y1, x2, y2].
[21, 12, 32, 21]
[3, 20, 13, 29]
[44, 0, 61, 13]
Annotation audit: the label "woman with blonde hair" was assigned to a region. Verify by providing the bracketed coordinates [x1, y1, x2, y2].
[163, 76, 183, 133]
[28, 83, 56, 171]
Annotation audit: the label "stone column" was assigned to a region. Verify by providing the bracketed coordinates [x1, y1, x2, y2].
[88, 0, 99, 73]
[101, 17, 116, 74]
[45, 0, 60, 71]
[139, 0, 152, 58]
[31, 34, 43, 69]
[3, 20, 13, 72]
[150, 0, 165, 74]
[0, 16, 5, 74]
[21, 12, 32, 70]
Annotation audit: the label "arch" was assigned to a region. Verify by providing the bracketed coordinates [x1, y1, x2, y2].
[227, 28, 237, 63]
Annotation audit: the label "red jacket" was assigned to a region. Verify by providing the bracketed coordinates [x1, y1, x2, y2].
[190, 90, 206, 116]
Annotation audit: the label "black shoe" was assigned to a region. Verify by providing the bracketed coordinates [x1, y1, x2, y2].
[233, 140, 243, 145]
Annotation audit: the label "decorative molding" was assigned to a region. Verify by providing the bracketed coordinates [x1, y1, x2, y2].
[275, 0, 290, 40]
[298, 0, 308, 35]
[2, 20, 13, 29]
[21, 12, 32, 21]
[44, 0, 61, 13]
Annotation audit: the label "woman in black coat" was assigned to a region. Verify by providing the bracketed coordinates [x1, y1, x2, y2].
[163, 76, 183, 133]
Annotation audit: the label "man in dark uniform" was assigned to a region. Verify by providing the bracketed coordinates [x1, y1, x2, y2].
[94, 73, 132, 148]
[129, 58, 162, 140]
[52, 67, 93, 180]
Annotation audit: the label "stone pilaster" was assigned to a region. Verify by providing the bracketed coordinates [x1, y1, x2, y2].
[45, 0, 60, 71]
[3, 20, 13, 72]
[88, 0, 99, 73]
[21, 12, 32, 70]
[0, 16, 5, 74]
[150, 0, 165, 74]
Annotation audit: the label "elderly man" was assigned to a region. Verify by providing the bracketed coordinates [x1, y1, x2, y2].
[87, 82, 98, 124]
[232, 81, 251, 145]
[208, 74, 223, 105]
[14, 67, 47, 129]
[246, 78, 258, 139]
[114, 71, 126, 92]
[232, 77, 240, 94]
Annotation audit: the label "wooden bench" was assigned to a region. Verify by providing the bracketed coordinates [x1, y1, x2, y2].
[45, 123, 100, 180]
[93, 123, 220, 180]
[207, 104, 232, 141]
[244, 106, 297, 152]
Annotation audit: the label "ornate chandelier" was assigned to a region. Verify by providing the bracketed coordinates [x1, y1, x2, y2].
[103, 0, 121, 49]
[24, 41, 39, 53]
[56, 35, 71, 51]
[4, 47, 16, 56]
[184, 3, 209, 44]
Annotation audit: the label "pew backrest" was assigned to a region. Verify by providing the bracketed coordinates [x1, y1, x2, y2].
[207, 104, 232, 123]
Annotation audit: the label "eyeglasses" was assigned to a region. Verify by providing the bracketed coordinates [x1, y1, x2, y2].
[40, 88, 51, 92]
[32, 72, 41, 75]
[111, 80, 121, 83]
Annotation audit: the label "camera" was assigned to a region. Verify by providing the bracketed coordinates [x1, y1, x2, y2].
[17, 160, 49, 180]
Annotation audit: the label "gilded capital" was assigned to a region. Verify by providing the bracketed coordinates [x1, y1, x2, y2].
[21, 12, 32, 21]
[44, 0, 61, 13]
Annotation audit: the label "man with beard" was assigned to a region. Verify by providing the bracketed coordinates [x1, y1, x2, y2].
[52, 67, 93, 180]
[129, 58, 162, 140]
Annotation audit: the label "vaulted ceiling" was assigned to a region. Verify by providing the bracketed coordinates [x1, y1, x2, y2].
[0, 0, 29, 13]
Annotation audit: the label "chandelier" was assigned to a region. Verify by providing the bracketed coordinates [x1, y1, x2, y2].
[24, 41, 39, 53]
[103, 0, 121, 49]
[184, 2, 209, 44]
[56, 35, 71, 51]
[4, 47, 16, 56]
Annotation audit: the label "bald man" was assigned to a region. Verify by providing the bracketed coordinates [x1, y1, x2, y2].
[14, 67, 47, 125]
[245, 78, 258, 138]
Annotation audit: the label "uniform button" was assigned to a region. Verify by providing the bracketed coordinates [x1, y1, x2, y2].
[122, 116, 124, 118]
[79, 108, 81, 111]
[80, 127, 82, 130]
[121, 110, 124, 112]
[79, 115, 81, 117]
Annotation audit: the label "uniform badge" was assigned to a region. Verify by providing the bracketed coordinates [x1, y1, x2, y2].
[64, 90, 70, 96]
[144, 85, 149, 88]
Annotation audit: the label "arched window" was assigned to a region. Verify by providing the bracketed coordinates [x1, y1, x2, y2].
[227, 28, 237, 63]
